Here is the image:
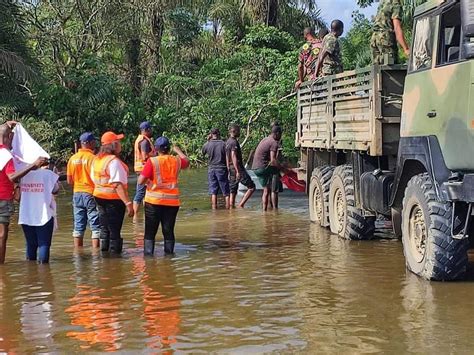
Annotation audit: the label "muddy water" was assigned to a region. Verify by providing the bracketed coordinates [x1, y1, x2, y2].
[1, 169, 474, 353]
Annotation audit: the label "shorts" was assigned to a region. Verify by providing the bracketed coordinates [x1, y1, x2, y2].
[229, 167, 256, 194]
[208, 167, 230, 196]
[0, 200, 14, 224]
[253, 166, 280, 190]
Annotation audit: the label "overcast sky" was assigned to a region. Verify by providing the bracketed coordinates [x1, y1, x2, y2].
[317, 0, 378, 29]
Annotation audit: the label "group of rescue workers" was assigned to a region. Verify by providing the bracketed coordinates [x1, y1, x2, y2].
[66, 125, 189, 257]
[295, 0, 409, 89]
[0, 0, 411, 264]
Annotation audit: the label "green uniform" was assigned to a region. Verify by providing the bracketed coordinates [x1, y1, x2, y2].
[371, 0, 403, 64]
[321, 33, 343, 76]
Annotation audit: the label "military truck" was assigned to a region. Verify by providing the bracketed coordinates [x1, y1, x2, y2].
[296, 0, 474, 281]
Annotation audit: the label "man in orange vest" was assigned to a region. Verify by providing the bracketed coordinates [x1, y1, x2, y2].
[133, 122, 155, 222]
[91, 131, 134, 254]
[67, 132, 100, 248]
[137, 136, 189, 256]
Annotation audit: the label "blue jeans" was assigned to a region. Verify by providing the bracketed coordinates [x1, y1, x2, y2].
[73, 192, 100, 239]
[22, 218, 54, 263]
[133, 174, 147, 204]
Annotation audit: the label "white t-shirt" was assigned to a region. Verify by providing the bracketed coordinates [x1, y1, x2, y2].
[18, 169, 59, 226]
[90, 157, 128, 185]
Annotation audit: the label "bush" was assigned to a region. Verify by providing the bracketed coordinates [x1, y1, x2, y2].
[243, 25, 296, 53]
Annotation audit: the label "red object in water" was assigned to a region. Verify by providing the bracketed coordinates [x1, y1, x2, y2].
[281, 171, 306, 192]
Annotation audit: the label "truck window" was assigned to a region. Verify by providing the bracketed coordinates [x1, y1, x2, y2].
[409, 16, 437, 72]
[437, 3, 462, 65]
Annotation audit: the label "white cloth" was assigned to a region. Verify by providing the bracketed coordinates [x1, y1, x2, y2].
[0, 148, 13, 171]
[18, 169, 59, 226]
[12, 124, 50, 170]
[90, 158, 128, 185]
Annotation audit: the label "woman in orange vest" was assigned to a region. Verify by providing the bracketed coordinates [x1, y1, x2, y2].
[137, 136, 189, 255]
[91, 132, 134, 254]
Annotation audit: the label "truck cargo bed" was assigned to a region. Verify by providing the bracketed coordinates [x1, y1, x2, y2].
[296, 65, 407, 156]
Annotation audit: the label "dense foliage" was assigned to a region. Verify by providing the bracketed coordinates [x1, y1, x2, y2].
[0, 0, 422, 165]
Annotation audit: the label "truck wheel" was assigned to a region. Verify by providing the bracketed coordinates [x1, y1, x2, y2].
[329, 164, 375, 240]
[402, 173, 468, 281]
[309, 166, 334, 227]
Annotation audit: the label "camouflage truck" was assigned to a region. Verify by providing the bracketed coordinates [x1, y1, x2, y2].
[296, 0, 474, 281]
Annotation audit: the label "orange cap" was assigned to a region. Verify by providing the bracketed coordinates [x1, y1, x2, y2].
[101, 131, 124, 145]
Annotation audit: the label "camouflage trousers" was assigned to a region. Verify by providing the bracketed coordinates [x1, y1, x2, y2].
[370, 31, 399, 65]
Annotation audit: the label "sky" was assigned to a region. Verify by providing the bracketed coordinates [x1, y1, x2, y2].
[316, 0, 378, 29]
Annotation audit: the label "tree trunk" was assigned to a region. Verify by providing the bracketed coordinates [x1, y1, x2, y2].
[267, 0, 277, 27]
[249, 0, 278, 27]
[126, 36, 141, 96]
[151, 8, 164, 73]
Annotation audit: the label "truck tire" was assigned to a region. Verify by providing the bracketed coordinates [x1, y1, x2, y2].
[328, 164, 375, 240]
[309, 166, 334, 227]
[401, 173, 468, 281]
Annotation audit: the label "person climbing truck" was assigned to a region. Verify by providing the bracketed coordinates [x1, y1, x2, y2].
[295, 0, 474, 281]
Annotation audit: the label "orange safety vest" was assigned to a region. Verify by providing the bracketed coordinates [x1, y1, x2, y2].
[134, 134, 155, 173]
[144, 155, 181, 207]
[92, 155, 129, 200]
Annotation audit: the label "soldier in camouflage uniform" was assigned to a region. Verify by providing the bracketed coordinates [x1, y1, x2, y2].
[295, 27, 329, 89]
[371, 0, 410, 65]
[315, 20, 344, 77]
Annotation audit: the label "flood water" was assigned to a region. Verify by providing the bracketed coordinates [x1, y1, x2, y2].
[1, 169, 474, 353]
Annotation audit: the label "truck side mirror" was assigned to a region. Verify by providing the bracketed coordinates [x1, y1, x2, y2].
[461, 0, 474, 58]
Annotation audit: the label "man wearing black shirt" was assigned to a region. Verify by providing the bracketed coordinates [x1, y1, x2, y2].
[202, 128, 230, 209]
[226, 124, 256, 208]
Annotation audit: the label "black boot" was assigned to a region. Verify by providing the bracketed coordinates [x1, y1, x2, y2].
[109, 238, 123, 254]
[100, 238, 110, 252]
[144, 239, 155, 256]
[164, 240, 175, 255]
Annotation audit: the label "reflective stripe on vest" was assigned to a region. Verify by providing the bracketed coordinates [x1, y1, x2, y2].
[92, 155, 128, 200]
[145, 191, 180, 200]
[134, 135, 155, 173]
[145, 156, 180, 206]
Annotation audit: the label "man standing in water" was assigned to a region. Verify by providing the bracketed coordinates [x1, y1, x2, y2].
[67, 132, 101, 248]
[0, 122, 47, 263]
[226, 124, 255, 208]
[133, 122, 155, 222]
[252, 125, 283, 211]
[202, 128, 230, 209]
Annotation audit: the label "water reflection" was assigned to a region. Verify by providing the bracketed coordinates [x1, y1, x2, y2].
[0, 170, 473, 352]
[131, 236, 181, 351]
[66, 254, 123, 351]
[19, 264, 56, 352]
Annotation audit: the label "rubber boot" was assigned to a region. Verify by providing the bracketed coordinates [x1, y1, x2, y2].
[109, 238, 123, 254]
[164, 240, 175, 255]
[100, 238, 110, 252]
[144, 239, 155, 256]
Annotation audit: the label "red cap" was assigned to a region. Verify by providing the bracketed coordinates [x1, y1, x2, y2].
[101, 131, 124, 145]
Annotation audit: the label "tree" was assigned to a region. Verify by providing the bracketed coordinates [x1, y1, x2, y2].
[0, 0, 36, 115]
[358, 0, 428, 29]
[341, 11, 372, 70]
